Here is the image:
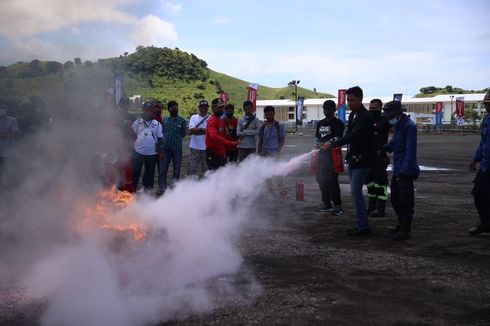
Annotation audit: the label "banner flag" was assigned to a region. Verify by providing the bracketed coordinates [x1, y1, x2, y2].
[114, 73, 123, 108]
[247, 83, 258, 112]
[435, 101, 443, 127]
[456, 97, 465, 126]
[393, 93, 403, 102]
[337, 89, 347, 124]
[296, 96, 304, 125]
[220, 92, 229, 105]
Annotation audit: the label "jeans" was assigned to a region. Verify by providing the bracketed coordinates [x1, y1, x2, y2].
[132, 151, 158, 192]
[316, 150, 341, 207]
[159, 149, 183, 192]
[348, 167, 370, 230]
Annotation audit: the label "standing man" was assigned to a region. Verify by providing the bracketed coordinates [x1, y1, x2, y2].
[322, 86, 375, 236]
[131, 102, 163, 193]
[187, 100, 209, 177]
[159, 100, 187, 195]
[236, 100, 261, 162]
[205, 98, 238, 170]
[0, 105, 19, 181]
[468, 90, 490, 235]
[223, 104, 239, 163]
[258, 105, 287, 196]
[366, 99, 392, 217]
[315, 100, 345, 215]
[382, 101, 420, 241]
[117, 96, 136, 192]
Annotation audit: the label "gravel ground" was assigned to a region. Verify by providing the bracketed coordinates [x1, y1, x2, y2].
[1, 130, 489, 325]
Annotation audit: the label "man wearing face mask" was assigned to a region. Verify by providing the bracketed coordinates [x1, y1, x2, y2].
[382, 101, 420, 241]
[131, 102, 164, 194]
[205, 98, 238, 170]
[315, 100, 345, 215]
[365, 99, 391, 218]
[0, 105, 20, 179]
[468, 90, 490, 235]
[223, 104, 239, 163]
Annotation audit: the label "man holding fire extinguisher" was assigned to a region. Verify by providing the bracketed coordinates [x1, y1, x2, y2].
[315, 100, 345, 215]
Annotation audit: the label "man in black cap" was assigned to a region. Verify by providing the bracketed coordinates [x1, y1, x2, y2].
[382, 101, 420, 241]
[468, 90, 490, 235]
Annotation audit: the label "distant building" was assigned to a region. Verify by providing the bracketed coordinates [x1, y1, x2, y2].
[256, 93, 487, 125]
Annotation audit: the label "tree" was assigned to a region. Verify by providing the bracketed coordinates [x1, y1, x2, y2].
[46, 61, 63, 73]
[0, 66, 8, 77]
[83, 60, 92, 67]
[74, 57, 82, 65]
[445, 85, 454, 93]
[64, 61, 74, 69]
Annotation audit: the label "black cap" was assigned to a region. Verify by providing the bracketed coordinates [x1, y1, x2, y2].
[142, 102, 153, 110]
[382, 101, 404, 116]
[211, 98, 224, 107]
[198, 99, 209, 107]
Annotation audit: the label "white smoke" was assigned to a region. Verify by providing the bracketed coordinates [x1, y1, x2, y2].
[2, 96, 315, 326]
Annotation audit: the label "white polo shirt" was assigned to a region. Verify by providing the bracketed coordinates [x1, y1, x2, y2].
[132, 118, 163, 155]
[188, 114, 208, 150]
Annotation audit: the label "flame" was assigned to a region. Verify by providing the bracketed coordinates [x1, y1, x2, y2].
[78, 186, 146, 240]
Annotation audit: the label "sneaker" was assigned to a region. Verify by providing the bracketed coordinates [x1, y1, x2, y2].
[468, 224, 490, 235]
[317, 203, 333, 212]
[331, 206, 343, 216]
[346, 227, 371, 236]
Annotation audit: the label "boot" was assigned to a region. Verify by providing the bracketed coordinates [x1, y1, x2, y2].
[367, 197, 377, 215]
[392, 218, 411, 241]
[370, 199, 386, 218]
[389, 216, 401, 234]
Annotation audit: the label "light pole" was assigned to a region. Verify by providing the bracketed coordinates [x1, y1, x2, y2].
[288, 80, 300, 132]
[450, 95, 455, 124]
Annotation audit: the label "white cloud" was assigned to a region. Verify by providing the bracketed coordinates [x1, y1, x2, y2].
[161, 0, 182, 15]
[211, 18, 231, 24]
[0, 0, 134, 39]
[131, 15, 178, 46]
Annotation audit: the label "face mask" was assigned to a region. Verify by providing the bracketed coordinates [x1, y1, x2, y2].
[0, 109, 6, 117]
[389, 117, 399, 126]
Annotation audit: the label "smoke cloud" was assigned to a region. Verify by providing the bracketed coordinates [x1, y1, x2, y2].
[0, 72, 312, 325]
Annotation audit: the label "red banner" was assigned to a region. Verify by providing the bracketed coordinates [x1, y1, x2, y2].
[337, 89, 346, 108]
[220, 92, 229, 105]
[456, 97, 465, 126]
[435, 101, 443, 113]
[247, 83, 258, 112]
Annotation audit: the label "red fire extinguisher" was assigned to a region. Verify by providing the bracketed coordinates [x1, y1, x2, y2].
[332, 147, 344, 173]
[296, 179, 304, 201]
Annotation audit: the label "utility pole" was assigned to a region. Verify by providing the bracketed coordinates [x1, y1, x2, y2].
[288, 80, 300, 133]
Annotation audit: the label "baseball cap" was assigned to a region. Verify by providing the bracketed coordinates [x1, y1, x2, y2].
[142, 102, 153, 110]
[211, 98, 224, 107]
[382, 101, 405, 117]
[198, 99, 209, 107]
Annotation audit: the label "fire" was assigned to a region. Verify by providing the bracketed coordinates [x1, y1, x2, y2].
[78, 186, 146, 240]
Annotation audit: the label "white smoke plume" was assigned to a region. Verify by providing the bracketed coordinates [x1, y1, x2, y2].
[0, 72, 315, 325]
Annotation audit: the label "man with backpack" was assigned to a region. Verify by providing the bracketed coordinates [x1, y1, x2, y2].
[236, 100, 261, 162]
[187, 100, 210, 177]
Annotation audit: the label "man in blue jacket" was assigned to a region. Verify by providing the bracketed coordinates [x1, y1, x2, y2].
[468, 91, 490, 235]
[382, 101, 420, 241]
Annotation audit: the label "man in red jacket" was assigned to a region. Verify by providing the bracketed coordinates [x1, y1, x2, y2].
[205, 98, 238, 170]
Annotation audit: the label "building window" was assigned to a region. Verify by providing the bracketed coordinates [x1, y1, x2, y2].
[288, 107, 295, 112]
[288, 113, 294, 120]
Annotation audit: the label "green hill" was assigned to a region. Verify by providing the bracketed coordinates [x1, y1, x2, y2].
[415, 85, 489, 98]
[0, 46, 333, 118]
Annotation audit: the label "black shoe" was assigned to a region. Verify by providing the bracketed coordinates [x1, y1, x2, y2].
[392, 231, 410, 241]
[370, 210, 385, 218]
[389, 225, 400, 234]
[331, 206, 343, 216]
[468, 224, 490, 235]
[346, 227, 371, 236]
[317, 203, 333, 212]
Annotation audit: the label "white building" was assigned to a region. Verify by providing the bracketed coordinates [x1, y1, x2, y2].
[255, 93, 487, 125]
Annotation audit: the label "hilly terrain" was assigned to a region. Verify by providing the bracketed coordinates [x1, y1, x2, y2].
[0, 46, 332, 118]
[415, 85, 489, 98]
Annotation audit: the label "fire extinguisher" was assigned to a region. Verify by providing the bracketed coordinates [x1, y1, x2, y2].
[332, 146, 344, 173]
[296, 179, 304, 201]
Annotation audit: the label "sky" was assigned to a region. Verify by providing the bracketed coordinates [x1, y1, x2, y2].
[0, 0, 489, 97]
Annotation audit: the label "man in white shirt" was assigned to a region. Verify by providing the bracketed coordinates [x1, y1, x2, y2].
[187, 100, 209, 177]
[131, 102, 163, 193]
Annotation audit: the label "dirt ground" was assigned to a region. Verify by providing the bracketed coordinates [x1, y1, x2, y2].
[2, 129, 490, 325]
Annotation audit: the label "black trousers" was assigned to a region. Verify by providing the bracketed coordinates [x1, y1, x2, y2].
[366, 156, 389, 201]
[472, 169, 490, 227]
[316, 150, 341, 206]
[206, 149, 227, 170]
[226, 149, 238, 163]
[132, 151, 158, 191]
[390, 175, 415, 222]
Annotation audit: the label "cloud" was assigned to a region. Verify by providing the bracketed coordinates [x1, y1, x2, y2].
[161, 0, 182, 15]
[131, 14, 178, 46]
[0, 0, 134, 39]
[211, 18, 231, 24]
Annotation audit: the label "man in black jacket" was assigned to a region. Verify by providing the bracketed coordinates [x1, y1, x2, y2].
[322, 86, 375, 236]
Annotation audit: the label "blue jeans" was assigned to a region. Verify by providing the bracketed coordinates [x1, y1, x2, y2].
[159, 149, 183, 192]
[348, 167, 370, 230]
